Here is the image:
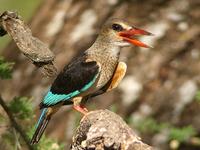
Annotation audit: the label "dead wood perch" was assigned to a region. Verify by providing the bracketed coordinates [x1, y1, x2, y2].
[71, 110, 152, 150]
[0, 11, 57, 77]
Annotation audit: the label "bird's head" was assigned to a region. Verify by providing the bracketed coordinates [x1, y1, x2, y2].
[99, 18, 153, 48]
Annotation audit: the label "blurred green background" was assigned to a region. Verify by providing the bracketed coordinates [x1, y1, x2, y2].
[0, 0, 41, 51]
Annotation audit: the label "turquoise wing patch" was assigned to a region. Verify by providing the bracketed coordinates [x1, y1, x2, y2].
[43, 90, 79, 106]
[43, 73, 98, 106]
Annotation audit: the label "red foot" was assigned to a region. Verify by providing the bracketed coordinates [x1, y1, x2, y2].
[73, 105, 88, 115]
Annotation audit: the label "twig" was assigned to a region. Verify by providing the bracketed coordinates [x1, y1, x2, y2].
[0, 96, 34, 150]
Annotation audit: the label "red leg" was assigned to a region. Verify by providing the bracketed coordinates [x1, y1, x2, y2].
[73, 105, 88, 115]
[80, 104, 88, 112]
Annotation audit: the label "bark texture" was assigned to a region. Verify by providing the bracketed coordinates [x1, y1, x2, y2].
[0, 11, 57, 77]
[71, 110, 152, 150]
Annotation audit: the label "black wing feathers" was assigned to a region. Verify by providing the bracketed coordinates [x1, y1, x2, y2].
[50, 56, 99, 95]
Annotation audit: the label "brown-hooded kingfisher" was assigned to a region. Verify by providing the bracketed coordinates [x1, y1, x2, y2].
[30, 18, 153, 144]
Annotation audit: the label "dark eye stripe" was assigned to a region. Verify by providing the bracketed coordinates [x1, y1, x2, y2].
[112, 24, 123, 31]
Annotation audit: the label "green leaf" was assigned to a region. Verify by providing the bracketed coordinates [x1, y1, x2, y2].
[9, 97, 34, 120]
[1, 128, 16, 150]
[169, 126, 196, 142]
[0, 56, 14, 79]
[196, 91, 200, 102]
[133, 117, 197, 143]
[133, 117, 170, 133]
[0, 113, 6, 123]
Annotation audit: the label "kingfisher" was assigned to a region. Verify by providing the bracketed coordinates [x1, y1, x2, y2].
[30, 18, 153, 144]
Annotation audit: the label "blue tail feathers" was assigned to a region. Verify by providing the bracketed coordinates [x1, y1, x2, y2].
[30, 108, 50, 145]
[36, 108, 48, 128]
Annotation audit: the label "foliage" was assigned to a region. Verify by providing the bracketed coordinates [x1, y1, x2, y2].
[2, 128, 19, 150]
[27, 127, 64, 150]
[169, 126, 196, 142]
[134, 117, 170, 134]
[132, 117, 197, 143]
[0, 57, 64, 149]
[0, 56, 14, 79]
[196, 91, 200, 102]
[9, 97, 34, 120]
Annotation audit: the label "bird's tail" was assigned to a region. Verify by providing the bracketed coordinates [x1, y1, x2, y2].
[30, 108, 51, 145]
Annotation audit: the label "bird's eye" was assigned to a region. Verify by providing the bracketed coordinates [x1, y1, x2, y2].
[112, 24, 123, 31]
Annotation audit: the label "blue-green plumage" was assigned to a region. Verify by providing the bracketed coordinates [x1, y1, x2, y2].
[30, 107, 49, 144]
[30, 57, 100, 144]
[36, 108, 48, 128]
[43, 90, 78, 106]
[39, 56, 100, 108]
[43, 73, 98, 106]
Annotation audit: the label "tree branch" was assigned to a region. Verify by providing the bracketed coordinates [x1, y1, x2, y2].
[0, 96, 34, 150]
[0, 11, 57, 77]
[71, 110, 153, 150]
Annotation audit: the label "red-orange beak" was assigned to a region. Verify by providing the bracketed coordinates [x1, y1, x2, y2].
[118, 27, 153, 48]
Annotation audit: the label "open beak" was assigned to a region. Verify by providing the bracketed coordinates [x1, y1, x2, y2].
[118, 27, 153, 48]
